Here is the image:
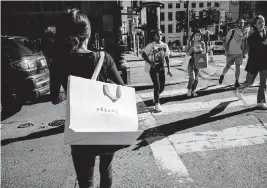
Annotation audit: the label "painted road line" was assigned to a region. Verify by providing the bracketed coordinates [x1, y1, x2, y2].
[165, 124, 267, 154]
[150, 138, 193, 183]
[152, 95, 257, 115]
[139, 83, 259, 99]
[136, 95, 193, 182]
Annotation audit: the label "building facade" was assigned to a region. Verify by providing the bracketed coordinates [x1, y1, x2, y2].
[159, 1, 230, 45]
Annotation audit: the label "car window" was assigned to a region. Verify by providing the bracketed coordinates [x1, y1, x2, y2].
[6, 40, 33, 61]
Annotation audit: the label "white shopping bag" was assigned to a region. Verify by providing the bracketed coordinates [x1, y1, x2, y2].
[180, 54, 191, 71]
[64, 52, 142, 145]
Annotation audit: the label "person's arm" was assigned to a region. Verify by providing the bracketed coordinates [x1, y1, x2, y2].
[200, 42, 206, 53]
[105, 53, 124, 85]
[50, 56, 63, 105]
[165, 44, 172, 77]
[224, 30, 232, 53]
[186, 40, 193, 56]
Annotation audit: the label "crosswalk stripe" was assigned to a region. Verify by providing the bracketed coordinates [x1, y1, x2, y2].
[152, 95, 257, 115]
[138, 83, 259, 99]
[150, 137, 193, 183]
[167, 124, 267, 154]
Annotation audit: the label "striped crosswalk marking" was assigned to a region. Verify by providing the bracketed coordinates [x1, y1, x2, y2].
[152, 95, 256, 115]
[139, 83, 259, 100]
[137, 82, 264, 183]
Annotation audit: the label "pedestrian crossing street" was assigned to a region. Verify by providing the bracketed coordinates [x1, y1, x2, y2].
[136, 83, 267, 184]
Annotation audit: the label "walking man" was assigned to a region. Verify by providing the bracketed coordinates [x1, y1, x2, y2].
[219, 18, 246, 88]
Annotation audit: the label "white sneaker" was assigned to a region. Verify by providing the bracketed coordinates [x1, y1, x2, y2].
[155, 103, 162, 112]
[192, 91, 198, 97]
[236, 89, 245, 101]
[187, 89, 192, 97]
[257, 102, 267, 110]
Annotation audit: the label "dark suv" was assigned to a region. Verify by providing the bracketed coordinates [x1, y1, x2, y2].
[1, 36, 50, 116]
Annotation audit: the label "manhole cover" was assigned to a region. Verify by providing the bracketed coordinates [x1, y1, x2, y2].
[17, 123, 34, 128]
[48, 119, 65, 127]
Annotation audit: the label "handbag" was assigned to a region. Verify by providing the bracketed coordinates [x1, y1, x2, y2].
[194, 52, 208, 69]
[64, 51, 142, 145]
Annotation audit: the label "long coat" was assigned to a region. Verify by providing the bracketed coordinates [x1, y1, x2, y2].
[245, 28, 267, 74]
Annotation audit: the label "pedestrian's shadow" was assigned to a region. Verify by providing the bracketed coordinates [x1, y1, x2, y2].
[133, 101, 258, 151]
[144, 85, 235, 106]
[1, 119, 65, 146]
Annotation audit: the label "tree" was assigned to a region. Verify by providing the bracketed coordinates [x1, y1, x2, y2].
[201, 7, 220, 29]
[176, 9, 196, 32]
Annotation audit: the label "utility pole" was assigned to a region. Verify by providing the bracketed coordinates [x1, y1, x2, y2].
[186, 0, 189, 42]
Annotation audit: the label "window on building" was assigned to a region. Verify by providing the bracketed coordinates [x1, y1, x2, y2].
[160, 12, 165, 21]
[199, 11, 203, 20]
[176, 3, 180, 8]
[168, 3, 172, 9]
[215, 2, 220, 7]
[192, 3, 196, 8]
[199, 3, 204, 8]
[168, 24, 173, 33]
[162, 37, 166, 42]
[207, 2, 211, 7]
[168, 12, 172, 21]
[160, 25, 165, 33]
[184, 3, 188, 8]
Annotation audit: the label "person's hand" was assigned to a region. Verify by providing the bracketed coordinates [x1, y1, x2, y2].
[167, 71, 172, 77]
[262, 38, 267, 45]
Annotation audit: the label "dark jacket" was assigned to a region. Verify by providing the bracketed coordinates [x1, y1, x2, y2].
[245, 28, 267, 74]
[50, 51, 129, 156]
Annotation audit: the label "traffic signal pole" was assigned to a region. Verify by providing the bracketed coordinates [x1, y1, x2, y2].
[186, 1, 189, 42]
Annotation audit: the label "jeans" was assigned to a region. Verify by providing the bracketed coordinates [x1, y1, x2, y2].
[187, 58, 200, 91]
[71, 146, 114, 188]
[238, 70, 267, 103]
[150, 65, 165, 104]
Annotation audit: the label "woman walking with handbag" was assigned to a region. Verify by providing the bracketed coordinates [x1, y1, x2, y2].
[50, 9, 125, 188]
[186, 30, 206, 97]
[142, 28, 172, 112]
[236, 15, 267, 110]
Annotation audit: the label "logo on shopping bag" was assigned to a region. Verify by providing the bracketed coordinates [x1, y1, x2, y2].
[198, 58, 205, 63]
[103, 85, 122, 102]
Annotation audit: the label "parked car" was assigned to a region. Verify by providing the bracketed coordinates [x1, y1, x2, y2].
[1, 36, 50, 116]
[209, 40, 225, 53]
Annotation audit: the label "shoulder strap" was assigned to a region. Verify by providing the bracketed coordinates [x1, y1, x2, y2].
[91, 51, 105, 80]
[227, 29, 235, 49]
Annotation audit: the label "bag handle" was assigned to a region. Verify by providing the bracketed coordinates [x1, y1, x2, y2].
[91, 51, 105, 80]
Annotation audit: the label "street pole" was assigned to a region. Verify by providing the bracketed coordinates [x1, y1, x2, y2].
[186, 1, 189, 42]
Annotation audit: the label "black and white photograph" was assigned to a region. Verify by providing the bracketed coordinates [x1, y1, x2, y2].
[1, 1, 267, 188]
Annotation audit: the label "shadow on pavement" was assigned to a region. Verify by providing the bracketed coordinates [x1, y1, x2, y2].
[144, 85, 235, 106]
[133, 103, 258, 151]
[1, 119, 65, 146]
